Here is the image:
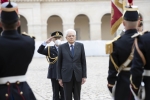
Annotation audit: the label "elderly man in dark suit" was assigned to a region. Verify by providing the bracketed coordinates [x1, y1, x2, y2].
[57, 29, 87, 100]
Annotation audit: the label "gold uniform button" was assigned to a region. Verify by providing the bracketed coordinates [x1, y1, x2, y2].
[5, 93, 8, 97]
[20, 91, 23, 95]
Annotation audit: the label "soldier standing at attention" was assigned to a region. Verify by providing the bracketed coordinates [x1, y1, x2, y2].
[130, 12, 150, 100]
[37, 31, 64, 100]
[106, 6, 140, 100]
[130, 27, 150, 100]
[0, 1, 36, 100]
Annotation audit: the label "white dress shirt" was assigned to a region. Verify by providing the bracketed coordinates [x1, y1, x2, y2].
[68, 43, 75, 50]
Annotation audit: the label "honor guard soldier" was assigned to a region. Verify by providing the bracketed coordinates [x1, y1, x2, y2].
[37, 31, 64, 100]
[130, 14, 150, 100]
[0, 1, 36, 100]
[106, 6, 139, 100]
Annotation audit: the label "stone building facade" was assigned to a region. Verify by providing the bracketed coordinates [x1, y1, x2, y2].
[11, 0, 150, 56]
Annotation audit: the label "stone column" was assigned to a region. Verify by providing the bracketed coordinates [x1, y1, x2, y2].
[30, 3, 42, 41]
[89, 22, 101, 40]
[27, 24, 34, 36]
[28, 24, 42, 41]
[41, 24, 47, 40]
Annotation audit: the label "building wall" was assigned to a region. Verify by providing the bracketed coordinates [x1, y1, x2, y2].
[16, 1, 111, 41]
[15, 0, 150, 41]
[11, 0, 150, 56]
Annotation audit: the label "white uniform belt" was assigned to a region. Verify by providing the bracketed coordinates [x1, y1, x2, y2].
[143, 70, 150, 76]
[122, 67, 131, 71]
[0, 75, 26, 84]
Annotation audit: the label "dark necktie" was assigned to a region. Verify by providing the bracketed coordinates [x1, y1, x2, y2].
[70, 45, 74, 57]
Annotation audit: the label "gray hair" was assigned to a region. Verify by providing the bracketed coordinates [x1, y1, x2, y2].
[65, 29, 76, 37]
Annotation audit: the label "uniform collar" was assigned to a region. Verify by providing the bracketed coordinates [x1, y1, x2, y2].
[2, 30, 19, 36]
[125, 29, 138, 34]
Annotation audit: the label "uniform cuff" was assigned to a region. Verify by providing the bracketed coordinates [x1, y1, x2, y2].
[108, 83, 114, 87]
[42, 41, 47, 46]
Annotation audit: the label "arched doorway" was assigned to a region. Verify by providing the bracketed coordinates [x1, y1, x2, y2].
[47, 15, 63, 38]
[101, 13, 114, 40]
[20, 15, 28, 33]
[74, 14, 90, 40]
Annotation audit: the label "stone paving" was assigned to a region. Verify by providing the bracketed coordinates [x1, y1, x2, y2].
[26, 57, 112, 100]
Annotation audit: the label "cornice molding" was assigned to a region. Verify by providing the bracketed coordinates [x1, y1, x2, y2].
[11, 0, 146, 3]
[12, 0, 105, 3]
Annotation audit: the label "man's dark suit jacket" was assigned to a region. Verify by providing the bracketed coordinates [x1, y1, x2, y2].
[57, 42, 87, 82]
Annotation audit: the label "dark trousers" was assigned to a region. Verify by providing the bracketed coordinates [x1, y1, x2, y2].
[143, 77, 150, 100]
[51, 79, 64, 100]
[63, 73, 81, 100]
[115, 72, 134, 100]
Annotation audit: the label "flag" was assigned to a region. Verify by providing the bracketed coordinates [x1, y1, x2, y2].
[1, 0, 8, 3]
[111, 0, 124, 35]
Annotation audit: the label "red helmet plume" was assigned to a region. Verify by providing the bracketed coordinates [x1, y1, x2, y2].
[128, 0, 133, 3]
[128, 0, 133, 6]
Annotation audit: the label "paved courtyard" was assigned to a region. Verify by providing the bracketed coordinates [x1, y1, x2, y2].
[26, 57, 112, 100]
